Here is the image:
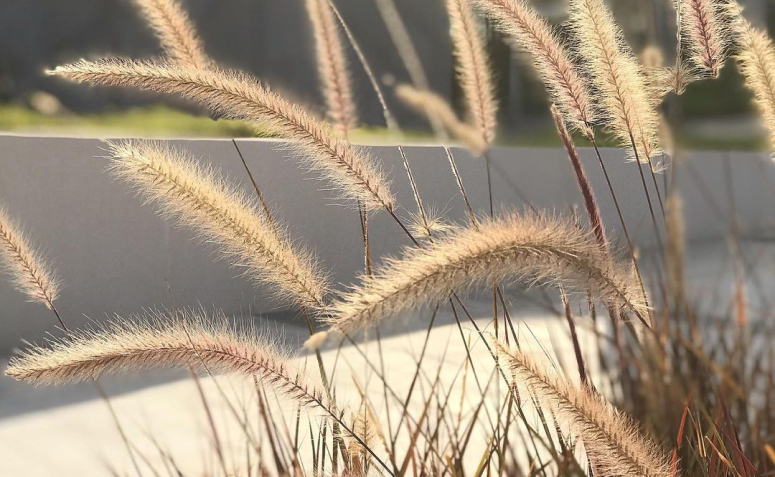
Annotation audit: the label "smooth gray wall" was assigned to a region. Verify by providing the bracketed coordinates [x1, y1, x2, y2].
[1, 134, 773, 353]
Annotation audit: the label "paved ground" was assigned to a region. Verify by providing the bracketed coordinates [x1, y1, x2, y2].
[0, 311, 596, 476]
[0, 239, 772, 475]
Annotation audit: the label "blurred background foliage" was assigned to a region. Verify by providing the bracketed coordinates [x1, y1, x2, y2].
[0, 0, 773, 149]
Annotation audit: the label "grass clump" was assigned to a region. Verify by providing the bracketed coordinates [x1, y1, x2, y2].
[2, 0, 774, 475]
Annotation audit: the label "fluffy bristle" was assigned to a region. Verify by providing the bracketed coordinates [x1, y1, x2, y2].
[0, 208, 60, 311]
[496, 342, 673, 476]
[5, 310, 291, 385]
[447, 0, 498, 144]
[735, 20, 775, 156]
[4, 309, 374, 460]
[681, 0, 728, 78]
[50, 59, 394, 211]
[132, 0, 211, 69]
[326, 213, 647, 334]
[108, 140, 329, 311]
[395, 83, 487, 155]
[407, 206, 455, 240]
[569, 0, 661, 161]
[474, 0, 594, 137]
[640, 45, 677, 98]
[306, 0, 357, 136]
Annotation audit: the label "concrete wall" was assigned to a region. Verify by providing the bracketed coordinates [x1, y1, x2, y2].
[0, 134, 773, 353]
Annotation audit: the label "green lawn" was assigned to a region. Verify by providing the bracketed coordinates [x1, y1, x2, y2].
[0, 104, 256, 137]
[0, 103, 767, 152]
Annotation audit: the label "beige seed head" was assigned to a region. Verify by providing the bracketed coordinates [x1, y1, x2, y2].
[5, 310, 342, 419]
[5, 310, 294, 385]
[327, 213, 647, 334]
[496, 341, 674, 476]
[302, 331, 330, 351]
[0, 207, 60, 311]
[569, 0, 661, 162]
[447, 0, 498, 144]
[735, 20, 775, 157]
[132, 0, 211, 69]
[474, 0, 594, 137]
[108, 140, 329, 311]
[395, 83, 487, 155]
[407, 206, 455, 240]
[680, 0, 729, 78]
[306, 0, 358, 136]
[50, 59, 394, 211]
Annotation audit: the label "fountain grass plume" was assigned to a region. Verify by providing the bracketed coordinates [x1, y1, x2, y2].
[306, 0, 357, 135]
[326, 212, 647, 334]
[474, 0, 595, 137]
[108, 140, 329, 311]
[681, 0, 728, 78]
[6, 310, 295, 385]
[132, 0, 211, 69]
[50, 59, 394, 210]
[735, 17, 775, 157]
[569, 0, 661, 161]
[0, 207, 60, 312]
[496, 341, 674, 476]
[395, 83, 487, 155]
[447, 0, 498, 144]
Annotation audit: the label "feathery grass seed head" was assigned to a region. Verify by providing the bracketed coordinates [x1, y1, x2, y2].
[474, 0, 595, 136]
[327, 213, 647, 334]
[5, 310, 342, 421]
[395, 83, 487, 155]
[496, 341, 674, 476]
[447, 0, 498, 144]
[0, 208, 60, 310]
[734, 20, 775, 157]
[108, 140, 329, 311]
[132, 0, 211, 69]
[303, 331, 330, 351]
[306, 0, 358, 135]
[681, 0, 729, 78]
[407, 206, 455, 240]
[569, 0, 661, 161]
[5, 310, 295, 385]
[50, 59, 394, 210]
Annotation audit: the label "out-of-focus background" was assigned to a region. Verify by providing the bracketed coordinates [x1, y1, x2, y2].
[0, 0, 773, 149]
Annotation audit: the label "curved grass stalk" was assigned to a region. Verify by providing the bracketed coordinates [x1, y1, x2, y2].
[50, 59, 394, 211]
[306, 0, 357, 135]
[327, 213, 647, 334]
[132, 0, 211, 69]
[448, 0, 498, 144]
[0, 207, 60, 313]
[496, 341, 674, 476]
[109, 140, 329, 311]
